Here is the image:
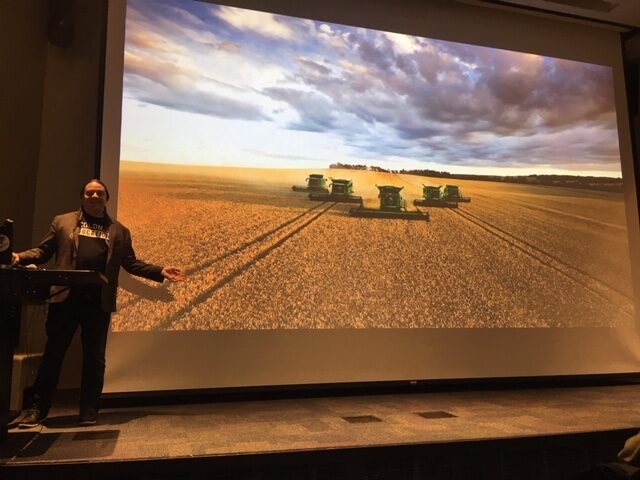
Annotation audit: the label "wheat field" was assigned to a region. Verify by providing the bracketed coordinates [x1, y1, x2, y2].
[111, 161, 634, 331]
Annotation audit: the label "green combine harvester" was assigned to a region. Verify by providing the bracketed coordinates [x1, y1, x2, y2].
[350, 185, 428, 220]
[440, 184, 471, 202]
[413, 185, 458, 208]
[292, 174, 329, 193]
[308, 178, 363, 204]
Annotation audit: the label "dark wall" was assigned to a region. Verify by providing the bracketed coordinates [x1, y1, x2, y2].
[0, 2, 48, 250]
[1, 0, 106, 248]
[1, 0, 107, 389]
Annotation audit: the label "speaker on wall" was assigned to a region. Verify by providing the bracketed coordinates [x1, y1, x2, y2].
[48, 0, 75, 48]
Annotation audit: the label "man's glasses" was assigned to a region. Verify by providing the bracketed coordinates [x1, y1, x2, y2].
[84, 190, 106, 198]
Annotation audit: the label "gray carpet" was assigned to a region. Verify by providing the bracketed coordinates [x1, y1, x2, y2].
[2, 384, 640, 466]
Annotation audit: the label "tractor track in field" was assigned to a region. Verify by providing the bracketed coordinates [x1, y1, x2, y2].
[183, 201, 333, 275]
[448, 207, 634, 316]
[117, 201, 334, 312]
[157, 201, 338, 329]
[505, 197, 627, 232]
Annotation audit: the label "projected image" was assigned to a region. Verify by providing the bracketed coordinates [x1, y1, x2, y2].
[114, 0, 633, 331]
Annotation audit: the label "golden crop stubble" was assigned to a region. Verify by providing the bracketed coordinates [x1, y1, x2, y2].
[460, 186, 633, 303]
[179, 208, 446, 329]
[439, 199, 632, 327]
[165, 193, 553, 329]
[115, 169, 634, 331]
[114, 187, 314, 331]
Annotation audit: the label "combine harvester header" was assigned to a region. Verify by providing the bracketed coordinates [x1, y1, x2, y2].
[308, 178, 363, 205]
[441, 184, 471, 203]
[350, 185, 429, 221]
[292, 174, 329, 193]
[414, 185, 458, 208]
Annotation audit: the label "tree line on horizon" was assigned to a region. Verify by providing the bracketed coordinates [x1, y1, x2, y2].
[328, 163, 623, 192]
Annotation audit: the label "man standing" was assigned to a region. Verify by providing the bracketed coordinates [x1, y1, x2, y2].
[12, 179, 185, 427]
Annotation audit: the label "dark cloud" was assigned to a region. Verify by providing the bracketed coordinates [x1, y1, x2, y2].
[125, 0, 620, 171]
[297, 58, 331, 75]
[139, 88, 270, 120]
[125, 73, 270, 121]
[449, 50, 616, 134]
[262, 86, 337, 132]
[395, 54, 418, 76]
[349, 30, 395, 73]
[413, 47, 458, 85]
[299, 34, 617, 167]
[395, 124, 448, 141]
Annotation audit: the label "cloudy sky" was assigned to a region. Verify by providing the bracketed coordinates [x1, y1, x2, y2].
[120, 0, 622, 176]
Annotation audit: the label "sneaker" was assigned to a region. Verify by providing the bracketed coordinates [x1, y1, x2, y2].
[78, 407, 98, 426]
[18, 405, 47, 428]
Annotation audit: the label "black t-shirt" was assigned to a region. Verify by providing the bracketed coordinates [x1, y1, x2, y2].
[72, 211, 109, 301]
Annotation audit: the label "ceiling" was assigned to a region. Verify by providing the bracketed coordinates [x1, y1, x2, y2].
[460, 0, 640, 31]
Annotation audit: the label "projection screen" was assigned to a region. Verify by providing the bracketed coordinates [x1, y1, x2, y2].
[100, 0, 640, 393]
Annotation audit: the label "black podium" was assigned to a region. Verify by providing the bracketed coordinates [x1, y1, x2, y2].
[0, 268, 107, 440]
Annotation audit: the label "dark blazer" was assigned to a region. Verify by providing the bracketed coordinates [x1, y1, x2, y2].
[17, 209, 164, 312]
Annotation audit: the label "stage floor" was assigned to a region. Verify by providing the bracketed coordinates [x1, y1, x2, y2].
[2, 384, 640, 478]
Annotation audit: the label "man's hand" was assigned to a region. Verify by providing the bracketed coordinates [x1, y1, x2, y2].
[11, 252, 20, 266]
[161, 266, 186, 282]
